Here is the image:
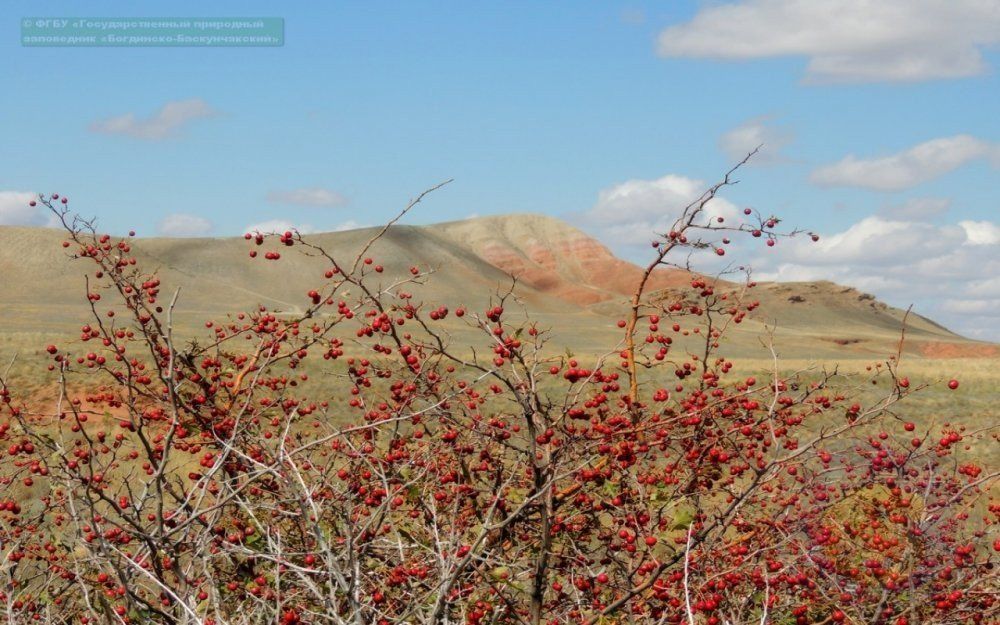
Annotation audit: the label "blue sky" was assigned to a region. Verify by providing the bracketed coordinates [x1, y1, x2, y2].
[1, 1, 998, 339]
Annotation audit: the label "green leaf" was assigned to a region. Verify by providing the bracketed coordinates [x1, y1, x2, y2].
[670, 508, 694, 530]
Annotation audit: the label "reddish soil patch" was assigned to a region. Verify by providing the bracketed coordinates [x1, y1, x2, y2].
[476, 237, 689, 307]
[918, 342, 999, 358]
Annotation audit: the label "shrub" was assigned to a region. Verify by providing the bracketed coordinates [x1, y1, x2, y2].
[0, 162, 995, 624]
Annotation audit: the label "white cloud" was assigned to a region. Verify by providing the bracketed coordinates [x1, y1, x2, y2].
[750, 214, 1000, 340]
[959, 220, 1000, 245]
[656, 0, 1000, 83]
[244, 219, 366, 235]
[776, 216, 965, 265]
[575, 173, 744, 273]
[810, 135, 1000, 191]
[158, 213, 213, 237]
[578, 168, 999, 338]
[244, 219, 317, 235]
[586, 173, 738, 233]
[332, 220, 365, 232]
[959, 323, 1000, 340]
[578, 167, 1000, 340]
[940, 298, 1000, 315]
[0, 191, 48, 226]
[880, 197, 951, 220]
[719, 117, 793, 164]
[266, 188, 349, 208]
[590, 174, 702, 226]
[90, 99, 218, 140]
[966, 276, 1000, 297]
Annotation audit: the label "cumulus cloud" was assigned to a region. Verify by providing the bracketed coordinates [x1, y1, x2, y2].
[90, 99, 218, 140]
[579, 168, 999, 339]
[0, 191, 49, 226]
[589, 174, 703, 226]
[578, 162, 1000, 341]
[265, 188, 348, 208]
[719, 117, 793, 164]
[584, 173, 739, 244]
[810, 135, 1000, 191]
[751, 214, 1000, 340]
[966, 276, 1000, 297]
[244, 218, 367, 235]
[332, 220, 365, 232]
[879, 197, 951, 220]
[656, 0, 1000, 83]
[158, 213, 213, 237]
[775, 216, 965, 266]
[244, 219, 317, 235]
[959, 220, 1000, 245]
[940, 298, 1000, 315]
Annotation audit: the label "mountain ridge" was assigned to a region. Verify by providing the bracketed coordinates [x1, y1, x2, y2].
[0, 215, 993, 358]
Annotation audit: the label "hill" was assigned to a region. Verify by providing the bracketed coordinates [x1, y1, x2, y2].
[0, 215, 994, 360]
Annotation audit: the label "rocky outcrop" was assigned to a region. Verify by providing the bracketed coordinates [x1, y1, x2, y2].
[436, 214, 688, 306]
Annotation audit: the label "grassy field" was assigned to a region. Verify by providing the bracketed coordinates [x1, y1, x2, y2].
[1, 218, 995, 519]
[4, 322, 996, 430]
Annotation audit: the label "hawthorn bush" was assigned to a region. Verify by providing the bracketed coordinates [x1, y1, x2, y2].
[0, 163, 995, 624]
